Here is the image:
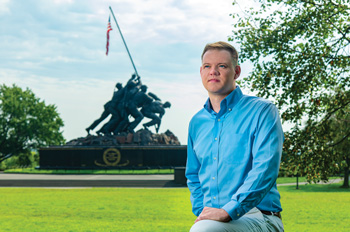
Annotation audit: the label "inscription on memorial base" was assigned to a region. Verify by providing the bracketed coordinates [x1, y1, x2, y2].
[39, 145, 186, 169]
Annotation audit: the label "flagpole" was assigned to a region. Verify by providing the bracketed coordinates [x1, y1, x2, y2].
[109, 6, 139, 77]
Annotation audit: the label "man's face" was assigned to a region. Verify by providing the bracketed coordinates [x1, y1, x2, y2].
[200, 49, 240, 98]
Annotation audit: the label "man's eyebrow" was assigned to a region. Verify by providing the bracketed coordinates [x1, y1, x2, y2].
[202, 62, 229, 66]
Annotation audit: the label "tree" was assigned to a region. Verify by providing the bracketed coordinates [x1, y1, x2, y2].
[328, 103, 350, 188]
[0, 84, 65, 164]
[230, 0, 350, 185]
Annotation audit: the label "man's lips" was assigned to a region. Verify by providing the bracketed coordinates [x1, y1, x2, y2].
[208, 79, 220, 82]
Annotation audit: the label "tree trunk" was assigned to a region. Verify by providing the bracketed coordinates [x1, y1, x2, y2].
[0, 153, 13, 164]
[341, 155, 349, 188]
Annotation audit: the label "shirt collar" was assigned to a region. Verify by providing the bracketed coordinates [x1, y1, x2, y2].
[204, 86, 243, 115]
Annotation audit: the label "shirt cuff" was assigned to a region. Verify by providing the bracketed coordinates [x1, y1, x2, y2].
[222, 200, 245, 220]
[194, 206, 204, 217]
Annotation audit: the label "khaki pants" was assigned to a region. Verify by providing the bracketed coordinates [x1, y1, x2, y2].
[190, 207, 284, 232]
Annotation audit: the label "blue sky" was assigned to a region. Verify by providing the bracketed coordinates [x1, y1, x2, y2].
[0, 0, 254, 144]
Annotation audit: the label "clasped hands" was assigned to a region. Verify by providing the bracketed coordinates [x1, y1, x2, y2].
[195, 207, 231, 223]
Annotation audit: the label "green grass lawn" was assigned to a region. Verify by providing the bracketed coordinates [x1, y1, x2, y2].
[279, 184, 350, 232]
[0, 188, 195, 232]
[0, 183, 349, 232]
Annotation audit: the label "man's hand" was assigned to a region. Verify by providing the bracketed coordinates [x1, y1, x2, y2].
[195, 207, 231, 223]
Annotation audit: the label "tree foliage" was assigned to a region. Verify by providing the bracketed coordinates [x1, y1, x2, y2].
[0, 84, 65, 164]
[230, 0, 350, 184]
[327, 103, 350, 187]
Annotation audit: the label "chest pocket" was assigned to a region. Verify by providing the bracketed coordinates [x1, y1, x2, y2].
[219, 133, 249, 164]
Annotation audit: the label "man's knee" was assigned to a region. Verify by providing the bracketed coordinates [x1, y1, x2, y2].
[190, 220, 227, 232]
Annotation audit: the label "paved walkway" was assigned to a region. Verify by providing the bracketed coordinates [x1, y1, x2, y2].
[0, 173, 343, 188]
[277, 178, 343, 186]
[0, 173, 179, 188]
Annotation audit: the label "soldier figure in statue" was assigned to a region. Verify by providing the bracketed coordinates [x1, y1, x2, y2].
[112, 73, 142, 134]
[141, 101, 171, 133]
[86, 82, 123, 135]
[123, 84, 164, 133]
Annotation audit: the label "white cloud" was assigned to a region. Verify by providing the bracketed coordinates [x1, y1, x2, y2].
[0, 0, 10, 15]
[53, 0, 74, 4]
[85, 0, 235, 44]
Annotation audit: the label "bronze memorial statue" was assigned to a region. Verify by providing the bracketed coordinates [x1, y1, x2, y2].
[84, 73, 172, 140]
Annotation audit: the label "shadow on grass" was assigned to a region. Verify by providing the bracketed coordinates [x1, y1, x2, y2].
[279, 182, 350, 192]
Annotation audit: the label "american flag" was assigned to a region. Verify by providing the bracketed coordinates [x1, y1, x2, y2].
[106, 16, 112, 56]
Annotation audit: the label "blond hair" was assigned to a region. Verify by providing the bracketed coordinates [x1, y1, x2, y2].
[201, 41, 238, 67]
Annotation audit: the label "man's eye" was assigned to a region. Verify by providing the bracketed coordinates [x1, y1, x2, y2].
[219, 65, 226, 68]
[204, 65, 210, 68]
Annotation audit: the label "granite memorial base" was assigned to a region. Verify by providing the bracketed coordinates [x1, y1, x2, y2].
[39, 145, 187, 170]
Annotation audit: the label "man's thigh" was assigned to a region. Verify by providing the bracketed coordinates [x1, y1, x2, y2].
[189, 208, 283, 232]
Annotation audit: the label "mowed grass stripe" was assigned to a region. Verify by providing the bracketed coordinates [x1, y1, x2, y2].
[0, 188, 195, 232]
[0, 184, 349, 232]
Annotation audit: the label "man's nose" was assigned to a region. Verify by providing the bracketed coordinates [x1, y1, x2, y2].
[209, 66, 219, 75]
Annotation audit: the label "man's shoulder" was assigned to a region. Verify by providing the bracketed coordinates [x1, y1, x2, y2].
[240, 95, 280, 121]
[191, 107, 208, 119]
[189, 108, 209, 127]
[241, 94, 275, 109]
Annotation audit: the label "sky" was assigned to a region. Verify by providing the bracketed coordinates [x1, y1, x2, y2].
[0, 0, 255, 144]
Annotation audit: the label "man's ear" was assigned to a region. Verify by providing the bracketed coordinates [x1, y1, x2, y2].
[234, 65, 241, 80]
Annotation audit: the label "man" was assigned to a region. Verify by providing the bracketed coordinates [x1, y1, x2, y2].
[186, 41, 284, 232]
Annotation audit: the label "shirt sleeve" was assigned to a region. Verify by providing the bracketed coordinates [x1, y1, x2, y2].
[222, 103, 284, 220]
[185, 130, 204, 216]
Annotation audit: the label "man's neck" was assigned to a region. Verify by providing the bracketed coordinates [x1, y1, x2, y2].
[209, 87, 236, 113]
[209, 94, 226, 113]
[209, 86, 236, 113]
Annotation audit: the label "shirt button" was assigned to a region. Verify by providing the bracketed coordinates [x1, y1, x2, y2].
[214, 157, 217, 160]
[218, 119, 221, 122]
[237, 214, 240, 217]
[229, 108, 232, 111]
[212, 177, 215, 180]
[215, 138, 218, 141]
[213, 197, 216, 199]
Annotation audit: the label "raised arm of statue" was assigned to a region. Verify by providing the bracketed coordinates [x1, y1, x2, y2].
[148, 92, 161, 101]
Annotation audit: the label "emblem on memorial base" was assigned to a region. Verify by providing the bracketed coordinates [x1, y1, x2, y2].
[94, 148, 129, 167]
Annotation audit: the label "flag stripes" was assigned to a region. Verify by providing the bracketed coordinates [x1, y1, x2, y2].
[106, 16, 112, 55]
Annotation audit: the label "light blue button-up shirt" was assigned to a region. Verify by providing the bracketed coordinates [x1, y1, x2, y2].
[186, 86, 284, 220]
